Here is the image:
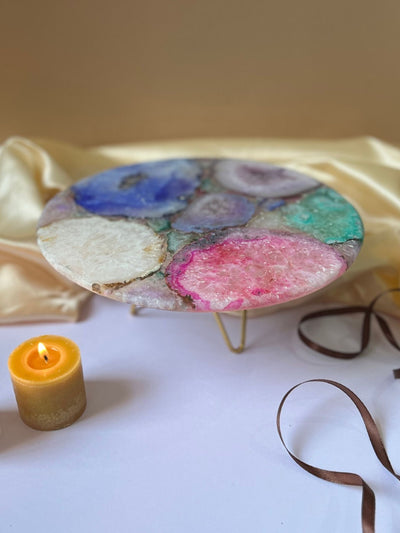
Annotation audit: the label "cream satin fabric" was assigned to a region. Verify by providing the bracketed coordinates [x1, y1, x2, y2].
[1, 136, 399, 323]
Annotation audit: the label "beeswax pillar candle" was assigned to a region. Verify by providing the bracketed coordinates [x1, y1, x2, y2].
[8, 335, 86, 430]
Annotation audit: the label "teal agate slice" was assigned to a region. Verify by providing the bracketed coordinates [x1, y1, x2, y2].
[284, 188, 363, 243]
[255, 187, 363, 244]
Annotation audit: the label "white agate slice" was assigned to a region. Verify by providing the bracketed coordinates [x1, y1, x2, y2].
[37, 216, 166, 289]
[214, 160, 319, 198]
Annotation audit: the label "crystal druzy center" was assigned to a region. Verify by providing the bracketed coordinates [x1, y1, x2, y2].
[37, 158, 363, 312]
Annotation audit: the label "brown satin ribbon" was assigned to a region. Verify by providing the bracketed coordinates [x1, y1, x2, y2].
[277, 379, 400, 533]
[298, 289, 400, 378]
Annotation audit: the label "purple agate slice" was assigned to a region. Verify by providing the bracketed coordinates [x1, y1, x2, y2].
[172, 193, 255, 232]
[215, 160, 319, 197]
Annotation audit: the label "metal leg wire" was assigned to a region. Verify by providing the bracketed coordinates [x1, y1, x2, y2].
[213, 310, 247, 354]
[130, 305, 248, 353]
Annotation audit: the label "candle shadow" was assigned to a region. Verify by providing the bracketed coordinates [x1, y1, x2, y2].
[0, 410, 45, 453]
[0, 378, 150, 452]
[82, 377, 150, 419]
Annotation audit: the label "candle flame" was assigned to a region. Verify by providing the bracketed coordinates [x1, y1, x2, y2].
[38, 342, 49, 363]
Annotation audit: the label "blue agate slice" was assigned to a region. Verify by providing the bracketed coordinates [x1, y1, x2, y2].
[172, 193, 255, 233]
[260, 198, 286, 211]
[72, 159, 202, 218]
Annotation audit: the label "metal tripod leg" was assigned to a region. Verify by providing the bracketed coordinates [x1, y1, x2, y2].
[130, 304, 248, 354]
[213, 310, 247, 353]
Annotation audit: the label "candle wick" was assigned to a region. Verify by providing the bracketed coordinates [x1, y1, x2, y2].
[44, 355, 49, 363]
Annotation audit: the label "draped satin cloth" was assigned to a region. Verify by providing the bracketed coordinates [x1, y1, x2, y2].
[1, 136, 399, 323]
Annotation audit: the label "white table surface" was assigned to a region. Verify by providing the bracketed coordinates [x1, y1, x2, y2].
[1, 295, 399, 533]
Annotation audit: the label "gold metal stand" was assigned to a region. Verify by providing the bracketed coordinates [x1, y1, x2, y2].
[213, 310, 247, 353]
[130, 305, 248, 353]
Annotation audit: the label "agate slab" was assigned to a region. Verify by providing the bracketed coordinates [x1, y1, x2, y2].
[37, 159, 364, 312]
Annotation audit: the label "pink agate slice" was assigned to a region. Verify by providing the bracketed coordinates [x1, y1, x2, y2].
[166, 229, 347, 311]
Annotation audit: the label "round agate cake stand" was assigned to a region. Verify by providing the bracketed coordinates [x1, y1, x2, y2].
[37, 158, 364, 352]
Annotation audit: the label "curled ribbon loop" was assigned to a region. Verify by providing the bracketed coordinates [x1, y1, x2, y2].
[276, 379, 400, 533]
[298, 288, 400, 377]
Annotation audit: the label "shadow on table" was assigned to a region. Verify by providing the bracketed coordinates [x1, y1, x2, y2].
[0, 378, 149, 452]
[83, 377, 150, 420]
[0, 410, 44, 453]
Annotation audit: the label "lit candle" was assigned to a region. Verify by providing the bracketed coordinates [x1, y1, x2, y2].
[8, 335, 86, 431]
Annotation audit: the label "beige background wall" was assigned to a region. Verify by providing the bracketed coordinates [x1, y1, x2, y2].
[0, 0, 399, 146]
